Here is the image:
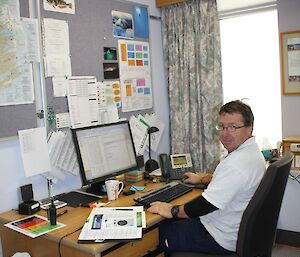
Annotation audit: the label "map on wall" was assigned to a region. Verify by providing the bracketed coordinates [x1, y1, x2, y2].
[0, 1, 35, 106]
[0, 3, 21, 88]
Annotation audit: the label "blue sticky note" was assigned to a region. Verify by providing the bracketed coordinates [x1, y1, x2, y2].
[144, 87, 150, 94]
[128, 52, 135, 58]
[130, 185, 145, 191]
[127, 44, 135, 51]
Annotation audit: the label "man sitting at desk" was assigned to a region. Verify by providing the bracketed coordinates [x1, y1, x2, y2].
[148, 100, 266, 254]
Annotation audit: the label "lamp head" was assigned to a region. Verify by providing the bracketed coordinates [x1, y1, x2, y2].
[145, 159, 159, 172]
[148, 126, 159, 134]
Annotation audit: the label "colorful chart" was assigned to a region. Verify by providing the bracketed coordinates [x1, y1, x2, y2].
[5, 215, 65, 238]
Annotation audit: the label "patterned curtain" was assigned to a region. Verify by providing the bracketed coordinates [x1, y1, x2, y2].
[161, 0, 223, 172]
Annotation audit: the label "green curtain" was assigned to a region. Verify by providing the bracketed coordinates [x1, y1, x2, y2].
[161, 0, 223, 172]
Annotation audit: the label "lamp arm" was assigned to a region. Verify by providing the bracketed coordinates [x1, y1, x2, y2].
[148, 133, 151, 160]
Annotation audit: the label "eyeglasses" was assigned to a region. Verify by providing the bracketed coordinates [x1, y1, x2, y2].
[215, 124, 246, 132]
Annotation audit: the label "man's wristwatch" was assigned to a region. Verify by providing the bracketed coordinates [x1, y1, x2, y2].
[171, 205, 180, 218]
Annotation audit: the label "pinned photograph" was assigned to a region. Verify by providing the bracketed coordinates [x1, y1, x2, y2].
[103, 63, 119, 80]
[43, 0, 75, 14]
[112, 10, 134, 39]
[104, 47, 117, 61]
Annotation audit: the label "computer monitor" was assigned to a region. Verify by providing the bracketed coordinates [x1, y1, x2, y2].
[72, 120, 138, 195]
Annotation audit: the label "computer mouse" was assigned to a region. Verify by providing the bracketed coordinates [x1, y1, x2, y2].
[184, 182, 207, 189]
[123, 190, 136, 196]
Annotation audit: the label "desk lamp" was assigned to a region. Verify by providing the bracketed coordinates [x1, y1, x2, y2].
[144, 126, 159, 179]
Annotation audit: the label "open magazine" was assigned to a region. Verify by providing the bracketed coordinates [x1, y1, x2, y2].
[78, 206, 146, 243]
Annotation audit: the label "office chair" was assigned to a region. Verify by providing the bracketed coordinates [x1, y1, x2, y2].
[170, 152, 293, 257]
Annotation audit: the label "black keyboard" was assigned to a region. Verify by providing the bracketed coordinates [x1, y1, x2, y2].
[133, 181, 192, 207]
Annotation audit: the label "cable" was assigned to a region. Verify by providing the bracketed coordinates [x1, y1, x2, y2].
[289, 172, 300, 184]
[58, 226, 83, 257]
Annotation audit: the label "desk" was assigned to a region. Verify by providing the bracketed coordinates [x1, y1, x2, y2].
[282, 136, 300, 171]
[0, 182, 202, 257]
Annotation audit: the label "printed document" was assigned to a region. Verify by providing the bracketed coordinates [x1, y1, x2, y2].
[66, 76, 99, 128]
[78, 206, 146, 242]
[18, 127, 51, 177]
[42, 18, 71, 77]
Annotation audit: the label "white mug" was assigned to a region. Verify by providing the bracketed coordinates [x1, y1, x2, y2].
[105, 180, 124, 200]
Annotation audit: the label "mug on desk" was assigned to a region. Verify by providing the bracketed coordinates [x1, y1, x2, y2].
[105, 180, 124, 200]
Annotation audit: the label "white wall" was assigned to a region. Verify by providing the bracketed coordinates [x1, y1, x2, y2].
[276, 0, 300, 233]
[0, 1, 168, 256]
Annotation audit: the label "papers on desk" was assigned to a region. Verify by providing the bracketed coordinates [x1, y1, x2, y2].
[78, 206, 146, 243]
[4, 215, 66, 238]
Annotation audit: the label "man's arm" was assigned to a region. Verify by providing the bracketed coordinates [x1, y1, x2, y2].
[184, 195, 218, 217]
[147, 195, 218, 219]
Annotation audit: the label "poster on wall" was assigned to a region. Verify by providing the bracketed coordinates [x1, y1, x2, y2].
[280, 30, 300, 94]
[112, 11, 134, 39]
[132, 6, 149, 38]
[118, 40, 153, 112]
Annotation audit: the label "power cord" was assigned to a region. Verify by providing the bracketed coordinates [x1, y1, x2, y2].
[289, 172, 300, 184]
[58, 226, 83, 257]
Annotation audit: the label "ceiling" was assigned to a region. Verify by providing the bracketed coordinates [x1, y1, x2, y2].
[216, 0, 276, 12]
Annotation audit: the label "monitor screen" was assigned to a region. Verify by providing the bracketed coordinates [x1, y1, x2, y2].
[72, 120, 138, 193]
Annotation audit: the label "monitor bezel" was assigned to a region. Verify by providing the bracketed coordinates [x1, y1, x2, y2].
[71, 120, 138, 188]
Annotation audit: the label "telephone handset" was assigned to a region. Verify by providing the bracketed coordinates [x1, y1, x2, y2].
[159, 153, 193, 180]
[159, 153, 172, 179]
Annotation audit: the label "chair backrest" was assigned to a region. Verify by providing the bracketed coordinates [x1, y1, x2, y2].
[236, 152, 293, 257]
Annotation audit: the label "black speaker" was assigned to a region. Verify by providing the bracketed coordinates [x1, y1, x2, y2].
[20, 184, 34, 202]
[19, 184, 40, 215]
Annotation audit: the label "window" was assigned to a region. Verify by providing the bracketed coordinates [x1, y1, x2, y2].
[220, 10, 282, 149]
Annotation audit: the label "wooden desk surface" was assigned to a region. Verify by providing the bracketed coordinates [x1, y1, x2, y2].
[0, 181, 202, 257]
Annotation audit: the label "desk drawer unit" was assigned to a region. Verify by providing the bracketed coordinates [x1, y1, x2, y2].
[103, 227, 161, 257]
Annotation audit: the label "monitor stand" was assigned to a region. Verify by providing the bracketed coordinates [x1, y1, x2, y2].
[86, 182, 106, 196]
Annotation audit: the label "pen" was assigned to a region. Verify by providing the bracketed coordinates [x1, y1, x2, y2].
[114, 208, 133, 211]
[80, 201, 110, 208]
[57, 209, 68, 217]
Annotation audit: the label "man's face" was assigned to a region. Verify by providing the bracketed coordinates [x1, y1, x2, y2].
[218, 112, 253, 153]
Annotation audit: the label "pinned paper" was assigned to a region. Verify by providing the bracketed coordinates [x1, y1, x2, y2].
[18, 127, 51, 177]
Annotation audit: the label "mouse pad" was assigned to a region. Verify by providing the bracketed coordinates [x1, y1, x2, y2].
[57, 191, 101, 207]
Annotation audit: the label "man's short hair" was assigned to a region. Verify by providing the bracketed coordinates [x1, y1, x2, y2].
[219, 100, 254, 127]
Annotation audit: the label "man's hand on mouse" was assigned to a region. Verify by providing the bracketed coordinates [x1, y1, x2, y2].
[182, 172, 212, 185]
[147, 202, 173, 218]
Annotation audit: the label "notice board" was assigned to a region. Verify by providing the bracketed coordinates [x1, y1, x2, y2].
[0, 0, 151, 138]
[39, 0, 152, 129]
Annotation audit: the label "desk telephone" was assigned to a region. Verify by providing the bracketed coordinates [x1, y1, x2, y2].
[159, 153, 193, 180]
